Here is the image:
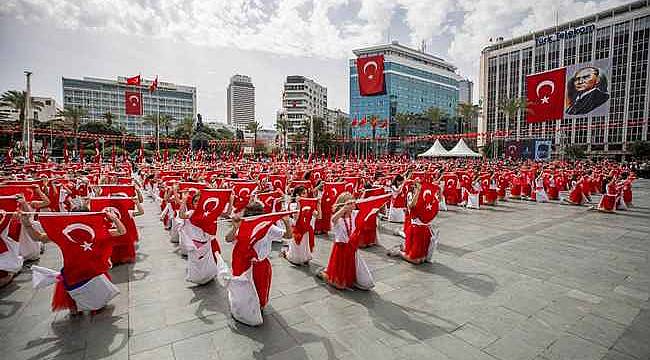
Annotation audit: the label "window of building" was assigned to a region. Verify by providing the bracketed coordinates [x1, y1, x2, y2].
[563, 37, 577, 65]
[575, 118, 588, 144]
[627, 16, 649, 143]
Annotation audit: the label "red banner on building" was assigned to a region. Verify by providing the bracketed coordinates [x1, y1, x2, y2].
[526, 68, 566, 123]
[356, 55, 385, 96]
[125, 91, 142, 115]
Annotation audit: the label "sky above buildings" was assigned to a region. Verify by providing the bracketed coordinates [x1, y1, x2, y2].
[0, 0, 628, 129]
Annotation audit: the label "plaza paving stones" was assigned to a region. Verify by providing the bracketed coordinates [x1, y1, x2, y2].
[2, 180, 650, 360]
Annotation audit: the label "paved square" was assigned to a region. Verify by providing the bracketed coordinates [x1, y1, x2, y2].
[2, 180, 649, 360]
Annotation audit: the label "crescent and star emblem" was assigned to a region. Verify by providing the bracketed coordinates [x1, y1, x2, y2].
[63, 223, 96, 251]
[203, 197, 220, 213]
[363, 61, 378, 80]
[128, 95, 140, 105]
[535, 80, 555, 104]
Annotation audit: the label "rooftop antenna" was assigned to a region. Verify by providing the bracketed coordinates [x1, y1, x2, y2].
[555, 9, 559, 29]
[386, 26, 391, 43]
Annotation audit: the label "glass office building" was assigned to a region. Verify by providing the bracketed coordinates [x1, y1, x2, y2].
[62, 76, 196, 136]
[479, 1, 649, 157]
[350, 42, 461, 139]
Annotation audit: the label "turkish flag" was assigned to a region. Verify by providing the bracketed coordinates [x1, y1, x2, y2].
[269, 175, 287, 193]
[232, 181, 258, 213]
[126, 75, 141, 86]
[526, 68, 566, 123]
[125, 91, 142, 115]
[257, 190, 283, 213]
[38, 212, 113, 284]
[351, 118, 358, 127]
[189, 189, 231, 235]
[411, 182, 440, 224]
[149, 76, 158, 93]
[350, 194, 391, 247]
[97, 184, 136, 198]
[89, 197, 137, 244]
[359, 116, 367, 126]
[292, 197, 318, 250]
[232, 210, 294, 276]
[0, 185, 37, 202]
[357, 55, 385, 96]
[322, 182, 346, 206]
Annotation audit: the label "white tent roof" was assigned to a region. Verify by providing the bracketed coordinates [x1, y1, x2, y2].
[446, 138, 482, 157]
[417, 139, 449, 157]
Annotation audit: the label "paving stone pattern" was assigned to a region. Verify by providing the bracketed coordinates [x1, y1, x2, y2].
[1, 180, 650, 360]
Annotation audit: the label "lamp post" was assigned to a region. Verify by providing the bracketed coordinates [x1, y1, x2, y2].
[23, 71, 32, 157]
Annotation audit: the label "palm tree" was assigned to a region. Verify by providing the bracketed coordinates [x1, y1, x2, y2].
[0, 90, 44, 123]
[159, 114, 173, 137]
[56, 106, 88, 149]
[102, 111, 115, 127]
[180, 116, 194, 139]
[424, 107, 445, 134]
[246, 121, 263, 146]
[395, 112, 412, 138]
[142, 114, 160, 144]
[335, 116, 348, 154]
[495, 97, 530, 158]
[456, 103, 481, 133]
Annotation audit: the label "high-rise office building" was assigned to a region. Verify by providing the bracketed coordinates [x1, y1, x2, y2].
[459, 78, 474, 105]
[227, 74, 255, 135]
[350, 41, 462, 141]
[479, 1, 649, 157]
[62, 76, 196, 136]
[280, 75, 327, 141]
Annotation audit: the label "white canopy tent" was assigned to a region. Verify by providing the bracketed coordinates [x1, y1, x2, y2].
[446, 138, 482, 157]
[417, 139, 449, 157]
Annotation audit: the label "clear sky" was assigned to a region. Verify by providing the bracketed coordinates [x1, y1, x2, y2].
[0, 0, 625, 129]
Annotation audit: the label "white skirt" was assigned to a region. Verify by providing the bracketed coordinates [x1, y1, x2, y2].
[285, 233, 312, 264]
[388, 206, 405, 223]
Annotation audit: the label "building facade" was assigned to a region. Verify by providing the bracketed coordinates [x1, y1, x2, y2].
[227, 74, 255, 135]
[281, 75, 327, 140]
[62, 76, 196, 136]
[459, 79, 474, 105]
[325, 108, 349, 136]
[479, 1, 650, 157]
[349, 42, 461, 140]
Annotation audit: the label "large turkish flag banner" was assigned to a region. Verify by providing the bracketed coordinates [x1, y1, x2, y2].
[526, 68, 566, 123]
[357, 55, 385, 96]
[125, 91, 142, 115]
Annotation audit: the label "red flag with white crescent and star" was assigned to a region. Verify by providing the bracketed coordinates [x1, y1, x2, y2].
[149, 76, 158, 93]
[38, 212, 114, 284]
[5, 148, 13, 165]
[526, 68, 566, 123]
[349, 194, 391, 248]
[292, 197, 318, 250]
[126, 75, 141, 86]
[231, 210, 295, 276]
[189, 189, 232, 236]
[356, 55, 385, 96]
[232, 181, 258, 213]
[125, 91, 142, 115]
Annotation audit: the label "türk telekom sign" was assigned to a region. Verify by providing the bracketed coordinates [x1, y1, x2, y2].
[535, 24, 596, 46]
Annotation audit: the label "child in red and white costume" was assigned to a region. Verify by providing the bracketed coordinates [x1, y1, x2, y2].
[225, 203, 292, 326]
[280, 186, 319, 265]
[20, 209, 126, 314]
[318, 192, 374, 291]
[388, 175, 408, 223]
[390, 181, 440, 264]
[596, 176, 618, 213]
